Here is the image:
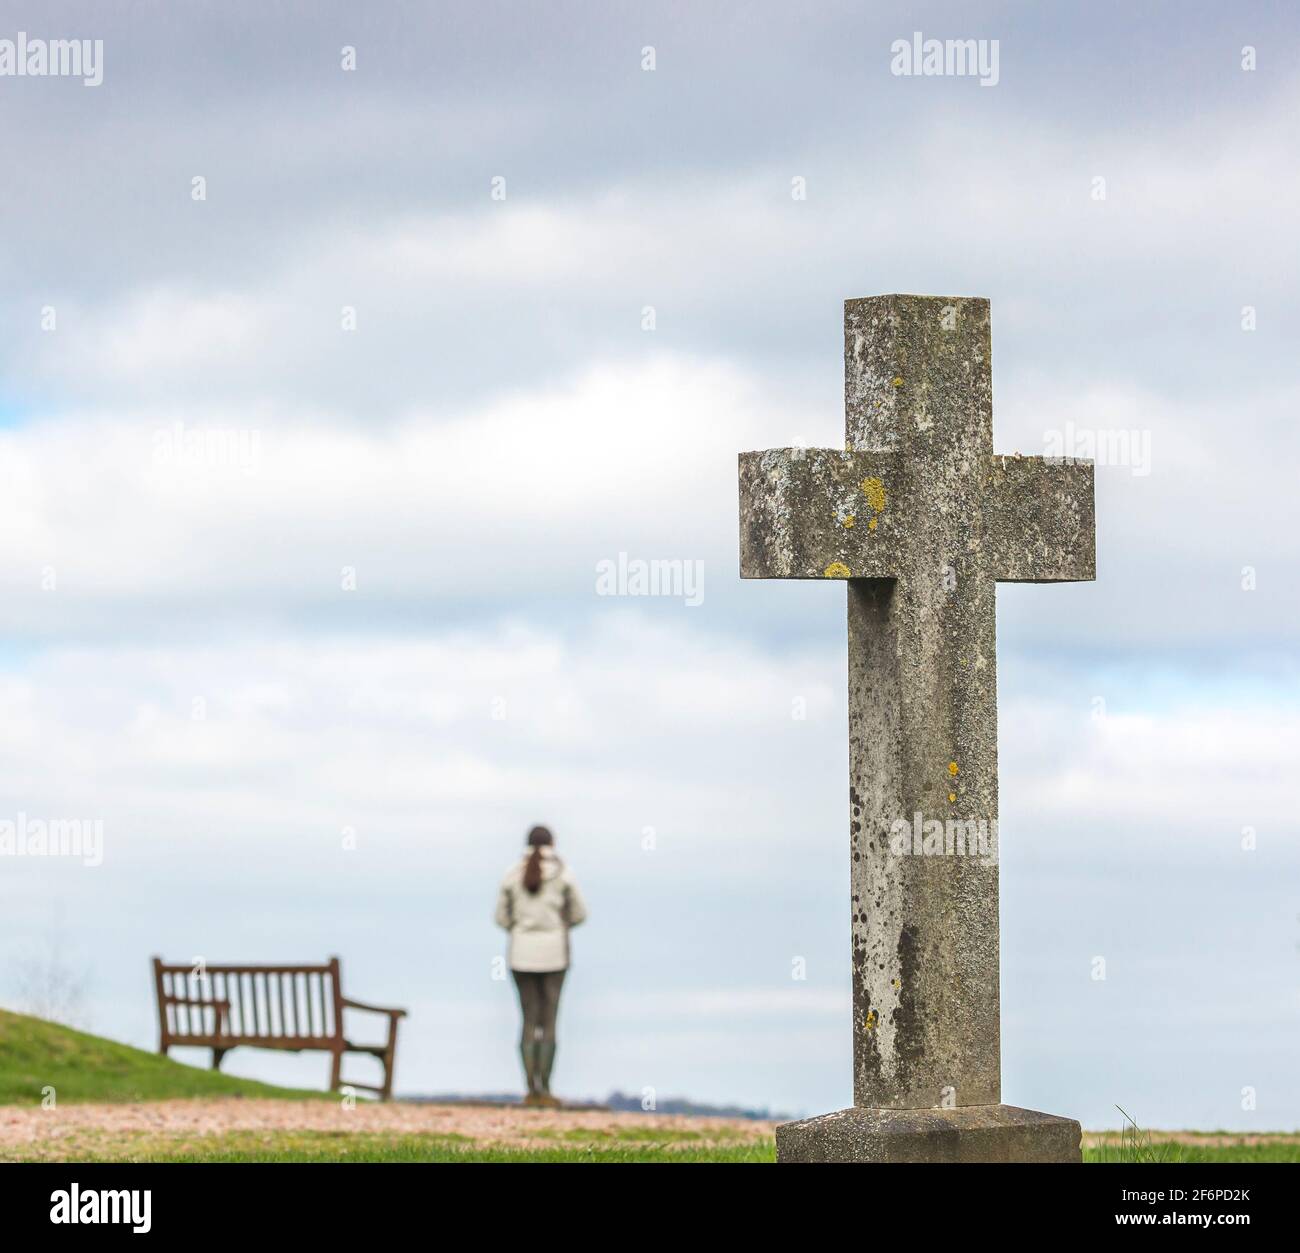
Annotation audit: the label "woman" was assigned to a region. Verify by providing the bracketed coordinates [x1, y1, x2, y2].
[494, 824, 588, 1107]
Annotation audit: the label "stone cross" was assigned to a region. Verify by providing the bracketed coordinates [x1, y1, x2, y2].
[739, 295, 1095, 1162]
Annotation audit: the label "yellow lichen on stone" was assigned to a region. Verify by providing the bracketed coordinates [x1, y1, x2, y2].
[864, 1010, 878, 1032]
[891, 977, 901, 990]
[948, 761, 959, 776]
[823, 561, 851, 579]
[948, 792, 956, 804]
[842, 514, 855, 529]
[867, 517, 878, 531]
[891, 376, 903, 387]
[860, 476, 887, 514]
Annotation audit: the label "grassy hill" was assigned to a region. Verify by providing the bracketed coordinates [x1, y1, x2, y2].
[0, 1008, 323, 1104]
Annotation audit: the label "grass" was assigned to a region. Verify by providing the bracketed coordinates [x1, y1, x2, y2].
[533, 1125, 718, 1143]
[0, 1008, 322, 1105]
[27, 1128, 1300, 1164]
[1084, 1106, 1300, 1163]
[1085, 1141, 1300, 1164]
[1089, 1105, 1184, 1163]
[30, 1129, 777, 1164]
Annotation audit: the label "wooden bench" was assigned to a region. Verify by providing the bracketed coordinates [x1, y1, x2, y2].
[152, 957, 405, 1100]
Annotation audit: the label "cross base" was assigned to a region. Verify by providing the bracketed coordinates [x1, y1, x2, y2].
[775, 1103, 1082, 1163]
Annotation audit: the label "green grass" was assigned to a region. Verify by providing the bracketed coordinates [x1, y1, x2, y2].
[533, 1125, 718, 1143]
[1089, 1106, 1184, 1163]
[1083, 1105, 1300, 1164]
[0, 1008, 323, 1105]
[13, 1126, 1299, 1163]
[35, 1130, 1299, 1164]
[1085, 1141, 1300, 1164]
[35, 1129, 777, 1164]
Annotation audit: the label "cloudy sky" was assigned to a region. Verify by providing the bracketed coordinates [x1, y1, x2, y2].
[0, 1, 1295, 1128]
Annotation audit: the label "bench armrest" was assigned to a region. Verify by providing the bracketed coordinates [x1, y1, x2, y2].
[341, 997, 407, 1018]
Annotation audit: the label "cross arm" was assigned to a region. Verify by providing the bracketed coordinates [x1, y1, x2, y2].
[738, 448, 902, 580]
[986, 454, 1096, 583]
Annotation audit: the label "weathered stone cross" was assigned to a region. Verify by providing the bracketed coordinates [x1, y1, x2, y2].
[739, 295, 1095, 1162]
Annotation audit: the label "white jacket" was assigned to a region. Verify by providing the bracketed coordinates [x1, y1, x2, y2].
[494, 848, 588, 972]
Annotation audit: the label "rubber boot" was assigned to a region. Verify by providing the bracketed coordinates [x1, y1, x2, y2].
[536, 1042, 560, 1107]
[520, 1041, 543, 1106]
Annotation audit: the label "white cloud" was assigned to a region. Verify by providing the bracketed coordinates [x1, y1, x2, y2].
[91, 289, 263, 382]
[0, 354, 792, 631]
[0, 616, 838, 850]
[22, 75, 1300, 423]
[1015, 699, 1296, 837]
[3, 358, 1293, 647]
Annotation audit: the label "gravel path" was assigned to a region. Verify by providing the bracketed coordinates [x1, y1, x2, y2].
[0, 1098, 775, 1157]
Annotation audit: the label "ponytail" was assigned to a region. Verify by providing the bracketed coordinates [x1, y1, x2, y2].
[523, 846, 545, 894]
[522, 824, 554, 895]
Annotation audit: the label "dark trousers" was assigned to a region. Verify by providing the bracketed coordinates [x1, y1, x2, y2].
[512, 969, 566, 1045]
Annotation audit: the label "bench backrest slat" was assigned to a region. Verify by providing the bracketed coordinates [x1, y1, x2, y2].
[276, 969, 288, 1037]
[153, 960, 343, 1045]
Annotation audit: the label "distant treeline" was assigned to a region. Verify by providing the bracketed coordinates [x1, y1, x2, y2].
[405, 1090, 788, 1122]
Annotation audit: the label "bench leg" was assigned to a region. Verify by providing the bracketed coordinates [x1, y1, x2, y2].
[329, 1046, 343, 1094]
[381, 1018, 400, 1101]
[211, 1047, 229, 1071]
